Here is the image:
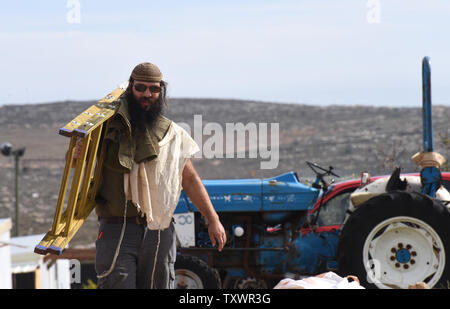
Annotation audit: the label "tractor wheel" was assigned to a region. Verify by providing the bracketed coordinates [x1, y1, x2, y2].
[222, 276, 269, 289]
[337, 191, 450, 289]
[174, 254, 221, 289]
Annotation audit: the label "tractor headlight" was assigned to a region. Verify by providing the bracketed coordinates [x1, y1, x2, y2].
[233, 225, 244, 237]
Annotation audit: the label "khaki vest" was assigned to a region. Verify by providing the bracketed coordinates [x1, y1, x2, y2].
[95, 96, 172, 217]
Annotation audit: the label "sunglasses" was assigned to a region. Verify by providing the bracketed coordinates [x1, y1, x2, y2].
[133, 83, 162, 93]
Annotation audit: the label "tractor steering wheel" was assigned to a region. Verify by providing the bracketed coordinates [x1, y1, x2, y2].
[306, 161, 340, 178]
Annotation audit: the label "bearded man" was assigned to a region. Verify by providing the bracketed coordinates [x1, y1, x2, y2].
[80, 62, 226, 289]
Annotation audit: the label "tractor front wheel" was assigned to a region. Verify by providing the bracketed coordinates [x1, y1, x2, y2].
[337, 191, 450, 289]
[174, 254, 221, 289]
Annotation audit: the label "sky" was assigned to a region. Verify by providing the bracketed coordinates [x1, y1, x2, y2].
[1, 0, 450, 107]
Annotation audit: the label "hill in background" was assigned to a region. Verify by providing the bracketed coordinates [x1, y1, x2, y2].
[1, 98, 450, 246]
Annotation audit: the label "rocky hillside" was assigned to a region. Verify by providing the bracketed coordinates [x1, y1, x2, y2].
[1, 98, 450, 246]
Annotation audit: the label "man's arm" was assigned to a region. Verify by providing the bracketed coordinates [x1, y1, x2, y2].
[181, 159, 226, 251]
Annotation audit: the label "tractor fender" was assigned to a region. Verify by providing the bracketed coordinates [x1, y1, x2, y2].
[345, 175, 450, 224]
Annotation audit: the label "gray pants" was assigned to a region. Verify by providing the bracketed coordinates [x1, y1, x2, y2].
[95, 219, 176, 289]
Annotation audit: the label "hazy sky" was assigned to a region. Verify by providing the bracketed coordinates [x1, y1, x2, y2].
[1, 1, 450, 107]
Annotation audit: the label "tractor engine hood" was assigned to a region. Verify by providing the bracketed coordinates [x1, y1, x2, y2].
[175, 171, 320, 213]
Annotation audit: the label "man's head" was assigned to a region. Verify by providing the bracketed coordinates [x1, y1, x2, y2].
[126, 62, 168, 132]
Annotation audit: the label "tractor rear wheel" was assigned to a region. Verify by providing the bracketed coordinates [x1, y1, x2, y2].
[337, 191, 450, 289]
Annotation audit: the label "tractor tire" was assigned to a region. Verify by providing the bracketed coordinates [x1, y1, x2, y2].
[174, 254, 221, 289]
[222, 276, 270, 289]
[337, 190, 450, 289]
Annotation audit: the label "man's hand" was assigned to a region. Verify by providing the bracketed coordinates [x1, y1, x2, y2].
[70, 138, 84, 168]
[73, 138, 83, 159]
[182, 159, 227, 252]
[207, 218, 226, 252]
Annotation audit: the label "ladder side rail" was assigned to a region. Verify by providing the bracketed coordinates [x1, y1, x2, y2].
[63, 134, 90, 236]
[76, 125, 103, 216]
[50, 136, 77, 235]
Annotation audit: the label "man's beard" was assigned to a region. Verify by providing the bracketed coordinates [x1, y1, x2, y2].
[127, 92, 164, 133]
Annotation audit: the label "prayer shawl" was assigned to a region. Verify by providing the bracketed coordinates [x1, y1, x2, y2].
[124, 122, 200, 230]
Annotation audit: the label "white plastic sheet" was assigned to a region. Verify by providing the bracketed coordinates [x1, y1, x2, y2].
[274, 272, 365, 289]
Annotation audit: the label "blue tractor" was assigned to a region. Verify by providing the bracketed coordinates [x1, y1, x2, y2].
[173, 162, 345, 289]
[173, 57, 450, 289]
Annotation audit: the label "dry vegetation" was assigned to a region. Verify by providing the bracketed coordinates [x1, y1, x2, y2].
[1, 99, 450, 246]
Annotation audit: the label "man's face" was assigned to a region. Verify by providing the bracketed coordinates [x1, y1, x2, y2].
[131, 80, 161, 111]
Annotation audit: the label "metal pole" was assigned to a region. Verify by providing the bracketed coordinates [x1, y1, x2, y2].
[14, 154, 19, 237]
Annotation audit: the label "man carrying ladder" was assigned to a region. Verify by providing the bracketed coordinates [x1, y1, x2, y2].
[72, 62, 226, 289]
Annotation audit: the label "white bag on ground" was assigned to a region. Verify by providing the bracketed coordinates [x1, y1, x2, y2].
[274, 272, 365, 289]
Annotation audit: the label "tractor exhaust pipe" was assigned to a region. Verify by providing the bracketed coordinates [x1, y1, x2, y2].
[411, 56, 446, 197]
[422, 56, 433, 152]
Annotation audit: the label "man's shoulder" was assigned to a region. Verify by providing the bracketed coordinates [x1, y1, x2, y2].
[159, 115, 172, 126]
[155, 115, 172, 141]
